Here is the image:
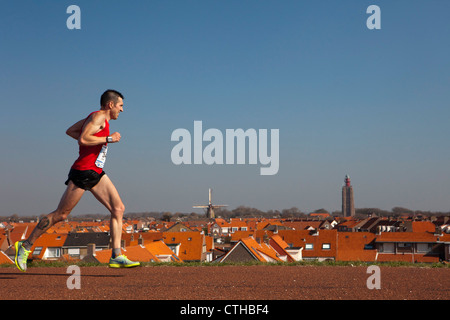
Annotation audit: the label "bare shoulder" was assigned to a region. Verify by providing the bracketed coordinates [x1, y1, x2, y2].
[85, 111, 107, 129]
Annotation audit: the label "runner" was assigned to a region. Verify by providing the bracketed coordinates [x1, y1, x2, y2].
[14, 89, 140, 271]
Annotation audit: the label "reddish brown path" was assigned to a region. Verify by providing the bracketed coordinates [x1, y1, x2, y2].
[0, 265, 449, 300]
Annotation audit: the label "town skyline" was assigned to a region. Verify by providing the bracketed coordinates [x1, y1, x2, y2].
[4, 204, 450, 221]
[4, 174, 450, 218]
[2, 213, 450, 266]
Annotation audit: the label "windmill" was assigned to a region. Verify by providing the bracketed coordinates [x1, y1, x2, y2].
[193, 188, 228, 219]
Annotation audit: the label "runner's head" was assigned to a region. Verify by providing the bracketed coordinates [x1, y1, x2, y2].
[101, 89, 124, 119]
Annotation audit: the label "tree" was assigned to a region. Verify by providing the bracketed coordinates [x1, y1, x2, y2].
[281, 207, 304, 218]
[312, 208, 329, 214]
[392, 207, 414, 216]
[161, 212, 172, 222]
[232, 206, 264, 218]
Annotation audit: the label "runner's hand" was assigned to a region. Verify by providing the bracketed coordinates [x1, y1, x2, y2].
[110, 132, 121, 143]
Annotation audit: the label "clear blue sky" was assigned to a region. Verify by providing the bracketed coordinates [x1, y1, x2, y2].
[1, 1, 450, 216]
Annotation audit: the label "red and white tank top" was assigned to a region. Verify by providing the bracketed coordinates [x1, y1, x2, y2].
[71, 111, 110, 174]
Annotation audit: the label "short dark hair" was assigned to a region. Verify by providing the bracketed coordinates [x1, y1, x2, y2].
[100, 89, 124, 107]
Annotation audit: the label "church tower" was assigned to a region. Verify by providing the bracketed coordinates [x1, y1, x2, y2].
[342, 175, 355, 217]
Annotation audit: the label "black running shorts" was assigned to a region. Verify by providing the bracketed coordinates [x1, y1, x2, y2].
[65, 168, 105, 190]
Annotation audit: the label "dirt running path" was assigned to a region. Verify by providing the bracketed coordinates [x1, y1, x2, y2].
[0, 265, 449, 300]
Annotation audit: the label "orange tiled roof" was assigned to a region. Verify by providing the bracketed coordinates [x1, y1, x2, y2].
[336, 232, 377, 262]
[121, 245, 159, 262]
[91, 249, 111, 263]
[375, 232, 439, 243]
[0, 250, 13, 264]
[205, 235, 214, 252]
[276, 229, 338, 259]
[411, 221, 436, 233]
[269, 234, 296, 262]
[270, 234, 290, 250]
[163, 231, 205, 261]
[337, 219, 360, 228]
[225, 236, 283, 262]
[230, 230, 254, 242]
[9, 224, 36, 243]
[440, 233, 450, 242]
[242, 220, 258, 231]
[283, 221, 322, 230]
[144, 240, 182, 262]
[121, 231, 163, 247]
[338, 249, 378, 262]
[256, 220, 284, 230]
[30, 233, 68, 259]
[214, 218, 229, 227]
[229, 218, 249, 228]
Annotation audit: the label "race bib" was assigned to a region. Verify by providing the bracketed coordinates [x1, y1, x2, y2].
[95, 144, 108, 168]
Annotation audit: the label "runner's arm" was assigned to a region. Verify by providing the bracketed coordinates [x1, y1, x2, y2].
[66, 119, 85, 140]
[78, 112, 121, 146]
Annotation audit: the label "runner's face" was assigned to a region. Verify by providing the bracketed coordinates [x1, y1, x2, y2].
[111, 97, 124, 119]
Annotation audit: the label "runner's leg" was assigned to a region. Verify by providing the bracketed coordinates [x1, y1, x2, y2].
[90, 174, 125, 251]
[82, 175, 139, 267]
[24, 181, 85, 248]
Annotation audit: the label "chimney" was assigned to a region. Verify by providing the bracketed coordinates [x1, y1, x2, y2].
[138, 234, 144, 246]
[87, 243, 96, 256]
[434, 226, 443, 237]
[263, 232, 270, 245]
[82, 243, 99, 263]
[376, 226, 381, 235]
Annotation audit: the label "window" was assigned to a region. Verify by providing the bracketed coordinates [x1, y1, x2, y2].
[68, 248, 80, 256]
[417, 243, 432, 253]
[32, 247, 42, 256]
[322, 243, 331, 250]
[305, 243, 314, 250]
[47, 247, 60, 258]
[380, 243, 395, 253]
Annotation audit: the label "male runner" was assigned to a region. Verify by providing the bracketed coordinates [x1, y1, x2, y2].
[14, 89, 140, 271]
